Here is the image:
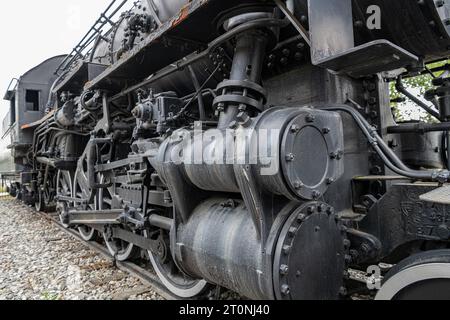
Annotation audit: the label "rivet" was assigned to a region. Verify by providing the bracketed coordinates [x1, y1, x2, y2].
[285, 153, 295, 162]
[293, 181, 303, 190]
[288, 226, 297, 236]
[327, 207, 335, 215]
[307, 206, 316, 214]
[282, 245, 291, 255]
[306, 114, 315, 123]
[290, 124, 301, 133]
[297, 213, 306, 222]
[280, 264, 289, 275]
[312, 190, 321, 199]
[281, 284, 290, 295]
[322, 127, 330, 134]
[282, 48, 291, 57]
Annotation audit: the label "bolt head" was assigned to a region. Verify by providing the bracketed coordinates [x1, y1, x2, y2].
[281, 284, 290, 295]
[293, 181, 303, 190]
[290, 124, 301, 133]
[285, 153, 295, 162]
[288, 226, 297, 236]
[280, 264, 289, 275]
[282, 245, 291, 255]
[311, 190, 321, 199]
[339, 287, 348, 296]
[306, 114, 315, 123]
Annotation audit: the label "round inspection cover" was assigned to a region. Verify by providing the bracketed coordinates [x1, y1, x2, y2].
[273, 202, 346, 300]
[281, 112, 335, 200]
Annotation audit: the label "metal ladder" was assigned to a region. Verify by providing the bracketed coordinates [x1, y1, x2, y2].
[55, 0, 132, 76]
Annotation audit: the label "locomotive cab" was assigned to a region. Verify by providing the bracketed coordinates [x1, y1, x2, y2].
[2, 55, 65, 203]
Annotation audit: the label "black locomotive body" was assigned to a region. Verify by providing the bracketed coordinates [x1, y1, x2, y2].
[3, 0, 450, 300]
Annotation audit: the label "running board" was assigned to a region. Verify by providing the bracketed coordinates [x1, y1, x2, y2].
[419, 185, 450, 205]
[308, 0, 418, 77]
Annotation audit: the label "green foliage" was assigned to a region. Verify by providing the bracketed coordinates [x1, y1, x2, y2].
[41, 291, 60, 300]
[390, 60, 449, 123]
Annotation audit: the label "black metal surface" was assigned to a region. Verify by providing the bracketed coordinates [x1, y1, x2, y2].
[273, 202, 346, 300]
[309, 0, 355, 64]
[362, 183, 450, 259]
[280, 109, 344, 200]
[314, 40, 419, 78]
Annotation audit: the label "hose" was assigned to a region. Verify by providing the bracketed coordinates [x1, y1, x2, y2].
[321, 104, 450, 182]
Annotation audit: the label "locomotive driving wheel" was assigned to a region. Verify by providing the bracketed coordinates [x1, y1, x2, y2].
[376, 250, 450, 300]
[73, 167, 97, 241]
[35, 172, 56, 213]
[56, 170, 73, 228]
[144, 225, 209, 299]
[99, 174, 140, 262]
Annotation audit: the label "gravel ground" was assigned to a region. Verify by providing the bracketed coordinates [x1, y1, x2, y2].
[0, 197, 163, 300]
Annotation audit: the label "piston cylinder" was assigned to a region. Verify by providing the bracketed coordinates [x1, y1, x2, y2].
[176, 198, 271, 300]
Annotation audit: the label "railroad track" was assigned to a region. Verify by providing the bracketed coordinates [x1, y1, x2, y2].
[34, 209, 182, 300]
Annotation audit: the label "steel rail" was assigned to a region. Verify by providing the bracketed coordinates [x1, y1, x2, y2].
[33, 209, 181, 300]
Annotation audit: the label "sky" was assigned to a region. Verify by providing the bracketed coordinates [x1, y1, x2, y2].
[0, 0, 115, 154]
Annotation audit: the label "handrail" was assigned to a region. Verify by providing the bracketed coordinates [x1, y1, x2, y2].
[5, 78, 19, 93]
[55, 0, 131, 75]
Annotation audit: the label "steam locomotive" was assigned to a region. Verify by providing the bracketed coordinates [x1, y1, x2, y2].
[3, 0, 450, 300]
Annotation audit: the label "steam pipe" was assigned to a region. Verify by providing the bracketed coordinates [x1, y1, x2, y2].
[387, 122, 450, 134]
[188, 65, 207, 121]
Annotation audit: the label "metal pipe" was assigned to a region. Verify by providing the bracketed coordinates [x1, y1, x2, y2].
[187, 65, 207, 121]
[388, 122, 450, 134]
[148, 214, 173, 230]
[217, 30, 268, 129]
[321, 105, 450, 182]
[36, 157, 56, 167]
[274, 0, 310, 46]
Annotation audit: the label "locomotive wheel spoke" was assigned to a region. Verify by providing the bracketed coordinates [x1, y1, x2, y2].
[56, 170, 73, 228]
[73, 168, 97, 241]
[99, 174, 139, 262]
[144, 229, 209, 299]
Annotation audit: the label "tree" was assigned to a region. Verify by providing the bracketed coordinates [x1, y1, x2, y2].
[390, 60, 449, 123]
